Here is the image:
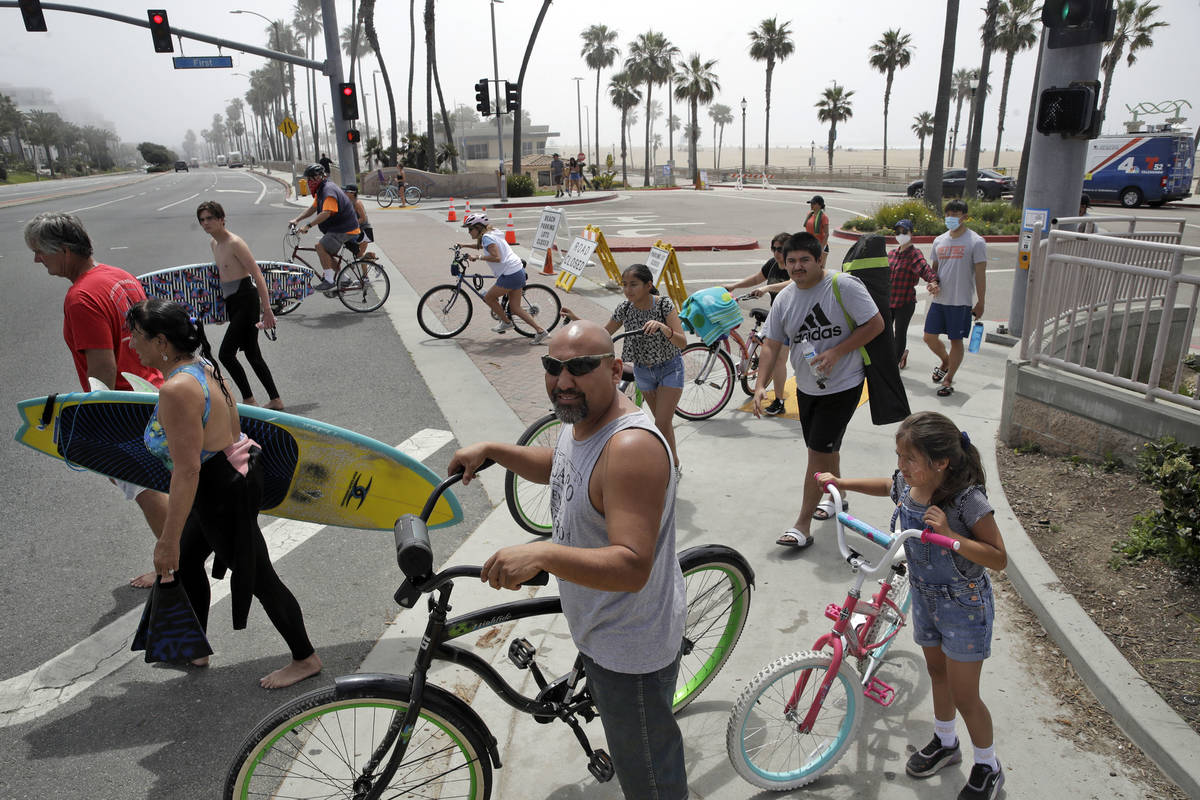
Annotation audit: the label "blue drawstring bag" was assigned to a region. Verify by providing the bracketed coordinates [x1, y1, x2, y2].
[679, 287, 743, 346]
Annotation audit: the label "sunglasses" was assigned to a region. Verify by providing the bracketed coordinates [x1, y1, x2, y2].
[771, 246, 783, 252]
[540, 353, 614, 377]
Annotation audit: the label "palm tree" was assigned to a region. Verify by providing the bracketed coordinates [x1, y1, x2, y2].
[292, 0, 321, 159]
[991, 0, 1038, 166]
[581, 25, 619, 170]
[360, 0, 398, 165]
[509, 0, 552, 177]
[608, 71, 642, 187]
[708, 103, 733, 169]
[912, 111, 935, 171]
[1099, 1, 1168, 128]
[407, 0, 416, 141]
[963, 0, 1000, 201]
[748, 17, 794, 173]
[815, 83, 854, 172]
[926, 0, 959, 210]
[868, 28, 914, 171]
[674, 53, 720, 183]
[948, 67, 977, 167]
[625, 31, 677, 184]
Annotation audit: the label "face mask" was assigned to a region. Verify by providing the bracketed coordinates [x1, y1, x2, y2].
[896, 234, 911, 246]
[945, 216, 962, 231]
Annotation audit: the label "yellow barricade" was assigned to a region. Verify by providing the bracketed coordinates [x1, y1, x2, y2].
[652, 240, 689, 309]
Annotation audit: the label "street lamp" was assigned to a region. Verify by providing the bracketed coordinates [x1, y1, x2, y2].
[810, 139, 815, 173]
[740, 97, 747, 180]
[966, 76, 981, 157]
[231, 9, 296, 163]
[361, 91, 371, 153]
[572, 77, 584, 157]
[489, 0, 507, 201]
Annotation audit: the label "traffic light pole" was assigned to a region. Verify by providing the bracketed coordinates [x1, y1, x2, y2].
[490, 0, 508, 202]
[1008, 37, 1103, 337]
[319, 0, 354, 181]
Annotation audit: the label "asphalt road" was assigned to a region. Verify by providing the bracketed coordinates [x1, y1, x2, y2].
[0, 169, 491, 796]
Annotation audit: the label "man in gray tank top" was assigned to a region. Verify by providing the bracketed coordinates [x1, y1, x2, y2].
[450, 320, 688, 799]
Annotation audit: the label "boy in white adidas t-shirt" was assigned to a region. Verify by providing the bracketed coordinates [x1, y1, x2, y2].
[752, 232, 883, 550]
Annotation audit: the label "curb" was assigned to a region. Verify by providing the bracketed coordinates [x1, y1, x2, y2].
[249, 168, 293, 199]
[982, 371, 1200, 797]
[833, 227, 1021, 244]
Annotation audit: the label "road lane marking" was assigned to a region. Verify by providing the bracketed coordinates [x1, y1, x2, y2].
[156, 192, 200, 212]
[68, 195, 137, 213]
[240, 171, 272, 205]
[0, 428, 453, 728]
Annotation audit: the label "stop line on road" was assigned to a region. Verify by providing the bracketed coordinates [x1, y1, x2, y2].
[0, 427, 454, 729]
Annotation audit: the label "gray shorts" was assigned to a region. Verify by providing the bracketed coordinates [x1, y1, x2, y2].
[110, 476, 150, 501]
[319, 231, 355, 256]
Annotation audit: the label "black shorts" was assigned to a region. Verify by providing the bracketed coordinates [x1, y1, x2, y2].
[795, 382, 865, 453]
[360, 224, 374, 243]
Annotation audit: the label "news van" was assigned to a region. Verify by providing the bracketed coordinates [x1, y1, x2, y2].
[216, 154, 227, 167]
[1082, 131, 1194, 208]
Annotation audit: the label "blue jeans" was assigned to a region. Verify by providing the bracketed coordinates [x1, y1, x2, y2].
[581, 650, 688, 799]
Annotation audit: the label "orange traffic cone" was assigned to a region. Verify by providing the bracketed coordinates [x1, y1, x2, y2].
[505, 212, 517, 244]
[541, 249, 555, 275]
[465, 199, 471, 216]
[446, 197, 457, 223]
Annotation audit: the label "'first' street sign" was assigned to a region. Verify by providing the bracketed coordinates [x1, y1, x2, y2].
[172, 56, 233, 69]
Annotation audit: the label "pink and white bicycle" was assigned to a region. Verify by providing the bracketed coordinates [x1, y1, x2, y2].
[725, 479, 960, 790]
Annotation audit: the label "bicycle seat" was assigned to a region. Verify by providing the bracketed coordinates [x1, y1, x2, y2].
[621, 364, 635, 383]
[750, 307, 770, 324]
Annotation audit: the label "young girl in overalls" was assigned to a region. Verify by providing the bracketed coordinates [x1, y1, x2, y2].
[816, 410, 1008, 800]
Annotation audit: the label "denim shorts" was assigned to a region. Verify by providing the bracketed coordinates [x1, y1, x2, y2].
[495, 270, 527, 290]
[909, 576, 994, 662]
[924, 303, 973, 340]
[634, 355, 685, 391]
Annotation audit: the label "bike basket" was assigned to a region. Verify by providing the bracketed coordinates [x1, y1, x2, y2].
[450, 262, 461, 276]
[680, 287, 744, 346]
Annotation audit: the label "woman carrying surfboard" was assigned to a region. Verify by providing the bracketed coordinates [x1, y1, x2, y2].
[126, 298, 321, 689]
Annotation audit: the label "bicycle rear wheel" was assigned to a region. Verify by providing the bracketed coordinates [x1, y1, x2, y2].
[377, 186, 396, 208]
[674, 548, 753, 712]
[676, 344, 735, 420]
[404, 185, 423, 206]
[509, 284, 562, 337]
[726, 650, 861, 790]
[504, 412, 561, 536]
[739, 340, 761, 396]
[335, 260, 390, 312]
[225, 683, 492, 800]
[417, 284, 473, 338]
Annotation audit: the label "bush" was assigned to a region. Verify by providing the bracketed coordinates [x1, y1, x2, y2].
[843, 198, 1021, 236]
[1116, 436, 1200, 568]
[590, 171, 618, 190]
[507, 173, 534, 197]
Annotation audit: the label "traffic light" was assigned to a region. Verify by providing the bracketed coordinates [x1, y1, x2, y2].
[147, 9, 173, 53]
[504, 81, 520, 115]
[474, 79, 491, 117]
[338, 83, 359, 121]
[1041, 0, 1115, 48]
[1036, 82, 1101, 138]
[19, 0, 47, 32]
[345, 129, 360, 143]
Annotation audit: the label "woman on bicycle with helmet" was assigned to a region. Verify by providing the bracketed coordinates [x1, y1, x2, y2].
[460, 212, 551, 345]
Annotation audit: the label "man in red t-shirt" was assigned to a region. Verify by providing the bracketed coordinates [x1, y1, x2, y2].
[25, 212, 168, 588]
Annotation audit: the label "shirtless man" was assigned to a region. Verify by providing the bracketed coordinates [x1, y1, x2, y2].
[343, 184, 376, 259]
[197, 201, 283, 409]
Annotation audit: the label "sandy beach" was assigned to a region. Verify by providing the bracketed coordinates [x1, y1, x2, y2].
[598, 144, 1024, 174]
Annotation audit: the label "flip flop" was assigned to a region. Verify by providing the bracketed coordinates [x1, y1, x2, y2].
[776, 528, 814, 548]
[811, 496, 849, 521]
[932, 365, 948, 383]
[937, 384, 955, 397]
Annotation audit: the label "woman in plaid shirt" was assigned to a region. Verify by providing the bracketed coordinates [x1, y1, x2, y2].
[888, 219, 939, 369]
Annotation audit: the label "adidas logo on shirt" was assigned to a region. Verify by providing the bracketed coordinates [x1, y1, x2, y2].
[793, 304, 842, 341]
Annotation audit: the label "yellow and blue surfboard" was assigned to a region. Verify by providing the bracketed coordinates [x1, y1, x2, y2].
[15, 391, 461, 531]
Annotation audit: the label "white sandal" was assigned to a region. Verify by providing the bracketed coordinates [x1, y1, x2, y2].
[812, 496, 848, 521]
[776, 528, 814, 548]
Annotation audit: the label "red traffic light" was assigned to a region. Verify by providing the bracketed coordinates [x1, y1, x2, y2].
[151, 13, 163, 23]
[338, 83, 359, 120]
[345, 129, 360, 143]
[147, 8, 173, 52]
[342, 86, 354, 97]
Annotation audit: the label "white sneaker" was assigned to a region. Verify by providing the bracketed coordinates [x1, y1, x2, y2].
[530, 330, 550, 345]
[492, 320, 514, 333]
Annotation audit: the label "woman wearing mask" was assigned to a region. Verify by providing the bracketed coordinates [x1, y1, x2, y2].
[887, 219, 939, 369]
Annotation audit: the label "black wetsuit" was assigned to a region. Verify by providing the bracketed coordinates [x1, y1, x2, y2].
[219, 277, 280, 402]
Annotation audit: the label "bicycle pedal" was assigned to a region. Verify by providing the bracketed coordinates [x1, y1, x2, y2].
[508, 637, 535, 670]
[864, 676, 896, 707]
[824, 602, 844, 622]
[587, 749, 615, 783]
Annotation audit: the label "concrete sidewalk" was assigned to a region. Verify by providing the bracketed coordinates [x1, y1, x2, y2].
[270, 174, 1197, 797]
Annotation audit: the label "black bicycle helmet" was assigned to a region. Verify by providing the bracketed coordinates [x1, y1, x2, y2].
[344, 183, 358, 193]
[303, 163, 326, 179]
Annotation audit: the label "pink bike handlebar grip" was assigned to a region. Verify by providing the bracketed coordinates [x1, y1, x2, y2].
[921, 529, 961, 551]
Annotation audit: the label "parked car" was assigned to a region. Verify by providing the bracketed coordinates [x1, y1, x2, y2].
[906, 168, 1014, 201]
[174, 160, 188, 172]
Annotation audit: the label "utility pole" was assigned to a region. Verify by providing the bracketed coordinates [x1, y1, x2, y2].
[319, 0, 353, 180]
[490, 0, 507, 201]
[1009, 8, 1109, 336]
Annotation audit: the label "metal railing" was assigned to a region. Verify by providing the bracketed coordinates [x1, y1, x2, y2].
[1021, 214, 1200, 410]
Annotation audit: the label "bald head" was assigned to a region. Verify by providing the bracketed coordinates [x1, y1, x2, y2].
[549, 318, 612, 358]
